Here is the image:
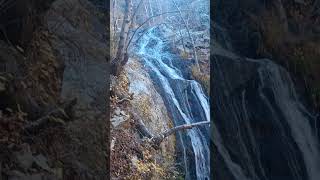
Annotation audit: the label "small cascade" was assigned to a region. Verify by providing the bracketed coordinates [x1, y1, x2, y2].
[212, 25, 320, 180]
[134, 26, 210, 180]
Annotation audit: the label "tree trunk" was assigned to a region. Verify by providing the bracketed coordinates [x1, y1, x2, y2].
[144, 1, 151, 26]
[156, 0, 163, 20]
[111, 0, 118, 57]
[112, 0, 117, 36]
[124, 0, 144, 52]
[125, 11, 183, 53]
[131, 107, 210, 148]
[179, 29, 186, 54]
[151, 121, 210, 147]
[171, 0, 200, 71]
[130, 109, 210, 147]
[131, 111, 153, 138]
[24, 98, 77, 134]
[111, 0, 132, 76]
[147, 0, 154, 24]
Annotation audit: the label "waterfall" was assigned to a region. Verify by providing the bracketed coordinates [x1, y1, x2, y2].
[134, 26, 210, 180]
[212, 25, 320, 180]
[257, 60, 320, 180]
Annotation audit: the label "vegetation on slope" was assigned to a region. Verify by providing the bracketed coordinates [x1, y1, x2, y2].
[218, 0, 320, 112]
[110, 69, 180, 179]
[0, 0, 108, 179]
[256, 0, 320, 111]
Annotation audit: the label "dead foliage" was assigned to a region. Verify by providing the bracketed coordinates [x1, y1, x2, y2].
[191, 65, 210, 95]
[247, 0, 320, 110]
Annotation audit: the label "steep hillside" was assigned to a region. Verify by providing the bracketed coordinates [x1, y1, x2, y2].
[0, 0, 108, 179]
[110, 57, 179, 179]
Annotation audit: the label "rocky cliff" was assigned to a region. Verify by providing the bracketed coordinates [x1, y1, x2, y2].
[110, 57, 178, 179]
[0, 0, 108, 179]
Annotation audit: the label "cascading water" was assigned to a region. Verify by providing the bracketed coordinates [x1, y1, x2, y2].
[212, 24, 320, 180]
[133, 26, 210, 179]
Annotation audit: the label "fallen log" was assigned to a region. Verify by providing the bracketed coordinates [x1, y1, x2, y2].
[24, 98, 77, 134]
[151, 121, 210, 147]
[130, 109, 210, 147]
[130, 111, 153, 138]
[116, 93, 134, 104]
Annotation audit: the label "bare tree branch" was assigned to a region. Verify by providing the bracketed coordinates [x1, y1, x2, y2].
[24, 98, 77, 134]
[130, 108, 210, 147]
[171, 0, 200, 71]
[131, 111, 153, 138]
[125, 0, 144, 49]
[111, 0, 133, 75]
[133, 23, 165, 45]
[151, 121, 210, 147]
[131, 0, 144, 20]
[125, 10, 186, 53]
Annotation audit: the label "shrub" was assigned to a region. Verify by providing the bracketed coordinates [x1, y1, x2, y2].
[191, 65, 210, 95]
[180, 50, 189, 60]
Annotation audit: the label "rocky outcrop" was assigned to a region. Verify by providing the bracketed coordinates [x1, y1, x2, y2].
[211, 33, 320, 180]
[46, 0, 108, 107]
[125, 57, 176, 154]
[216, 0, 320, 112]
[1, 0, 108, 179]
[43, 0, 108, 178]
[110, 57, 177, 179]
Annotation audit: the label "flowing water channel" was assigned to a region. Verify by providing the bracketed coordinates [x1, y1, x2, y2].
[211, 25, 320, 180]
[135, 26, 211, 180]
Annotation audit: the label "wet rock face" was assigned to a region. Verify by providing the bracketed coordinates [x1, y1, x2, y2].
[212, 51, 319, 180]
[213, 4, 320, 179]
[0, 31, 64, 119]
[216, 0, 269, 58]
[0, 0, 55, 47]
[42, 0, 107, 178]
[133, 26, 211, 179]
[46, 0, 108, 108]
[111, 107, 130, 127]
[121, 57, 177, 179]
[0, 0, 65, 114]
[1, 0, 107, 179]
[1, 143, 62, 180]
[125, 58, 176, 153]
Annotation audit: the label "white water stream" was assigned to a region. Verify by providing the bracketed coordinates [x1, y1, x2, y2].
[135, 26, 210, 180]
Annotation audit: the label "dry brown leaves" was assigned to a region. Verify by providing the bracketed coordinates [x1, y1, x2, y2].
[110, 126, 142, 179]
[0, 108, 27, 146]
